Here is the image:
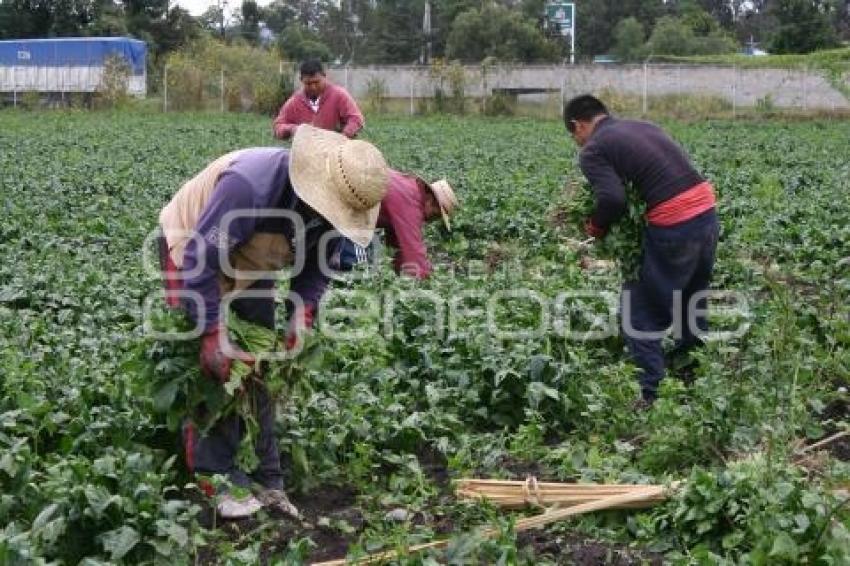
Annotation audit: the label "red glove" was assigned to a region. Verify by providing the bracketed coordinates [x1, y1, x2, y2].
[285, 304, 315, 351]
[200, 323, 255, 382]
[584, 218, 607, 239]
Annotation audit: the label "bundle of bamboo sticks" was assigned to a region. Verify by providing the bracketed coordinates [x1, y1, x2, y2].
[455, 477, 670, 510]
[312, 479, 677, 565]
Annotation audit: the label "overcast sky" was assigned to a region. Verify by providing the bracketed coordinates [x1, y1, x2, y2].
[173, 0, 274, 17]
[174, 2, 760, 20]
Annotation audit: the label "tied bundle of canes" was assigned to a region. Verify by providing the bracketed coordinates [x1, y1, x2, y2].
[455, 477, 671, 510]
[313, 478, 678, 566]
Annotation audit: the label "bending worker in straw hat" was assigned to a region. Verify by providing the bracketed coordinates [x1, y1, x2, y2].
[368, 172, 458, 279]
[158, 125, 388, 519]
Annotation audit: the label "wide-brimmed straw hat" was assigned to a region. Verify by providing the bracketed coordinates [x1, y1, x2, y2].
[426, 178, 458, 231]
[290, 125, 389, 247]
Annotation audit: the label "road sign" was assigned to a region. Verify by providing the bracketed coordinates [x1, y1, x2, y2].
[545, 2, 576, 63]
[546, 2, 574, 35]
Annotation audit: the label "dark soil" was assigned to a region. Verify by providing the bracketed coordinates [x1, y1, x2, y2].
[485, 245, 510, 273]
[821, 397, 849, 424]
[828, 437, 850, 462]
[518, 531, 664, 566]
[549, 205, 570, 230]
[491, 455, 555, 481]
[194, 484, 363, 564]
[416, 444, 451, 488]
[817, 380, 850, 461]
[285, 484, 363, 563]
[191, 450, 661, 564]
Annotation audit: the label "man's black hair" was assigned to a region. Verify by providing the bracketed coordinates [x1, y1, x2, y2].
[563, 95, 609, 131]
[300, 59, 325, 77]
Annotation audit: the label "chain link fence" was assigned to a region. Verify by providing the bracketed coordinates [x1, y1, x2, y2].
[159, 59, 294, 115]
[312, 63, 850, 119]
[11, 59, 844, 119]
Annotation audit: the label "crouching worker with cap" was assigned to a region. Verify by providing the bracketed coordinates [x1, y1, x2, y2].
[157, 125, 388, 519]
[334, 172, 458, 280]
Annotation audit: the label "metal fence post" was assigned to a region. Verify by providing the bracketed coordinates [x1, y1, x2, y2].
[732, 65, 737, 119]
[642, 63, 648, 116]
[163, 65, 168, 112]
[409, 72, 414, 116]
[802, 66, 808, 112]
[677, 64, 682, 115]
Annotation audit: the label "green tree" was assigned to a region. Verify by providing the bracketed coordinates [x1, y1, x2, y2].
[445, 3, 560, 62]
[147, 6, 198, 57]
[88, 0, 128, 36]
[430, 0, 478, 58]
[574, 0, 666, 59]
[241, 0, 261, 43]
[647, 15, 697, 56]
[733, 0, 777, 45]
[519, 0, 546, 21]
[289, 0, 321, 28]
[682, 5, 721, 35]
[669, 0, 736, 28]
[612, 17, 646, 62]
[770, 0, 838, 53]
[277, 23, 333, 62]
[836, 0, 850, 41]
[316, 0, 368, 63]
[646, 14, 738, 56]
[0, 0, 102, 38]
[260, 0, 296, 34]
[356, 0, 424, 64]
[197, 5, 225, 36]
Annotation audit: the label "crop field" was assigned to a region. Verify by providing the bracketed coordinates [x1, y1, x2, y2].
[1, 110, 850, 564]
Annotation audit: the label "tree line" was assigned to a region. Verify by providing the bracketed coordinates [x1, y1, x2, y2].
[1, 0, 848, 66]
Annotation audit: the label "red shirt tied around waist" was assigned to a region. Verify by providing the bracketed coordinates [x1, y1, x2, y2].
[273, 60, 364, 140]
[646, 181, 716, 227]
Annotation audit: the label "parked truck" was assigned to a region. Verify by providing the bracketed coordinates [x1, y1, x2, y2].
[0, 37, 146, 106]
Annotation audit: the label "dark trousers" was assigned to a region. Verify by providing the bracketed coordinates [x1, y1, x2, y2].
[621, 210, 719, 401]
[158, 235, 283, 490]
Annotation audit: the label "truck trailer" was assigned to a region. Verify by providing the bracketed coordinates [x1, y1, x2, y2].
[0, 37, 146, 105]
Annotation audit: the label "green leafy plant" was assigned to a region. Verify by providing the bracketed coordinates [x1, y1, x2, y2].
[1, 111, 848, 563]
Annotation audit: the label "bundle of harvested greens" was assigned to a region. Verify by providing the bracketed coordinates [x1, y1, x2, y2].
[557, 177, 646, 282]
[144, 308, 322, 473]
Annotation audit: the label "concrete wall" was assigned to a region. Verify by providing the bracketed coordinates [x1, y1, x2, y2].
[324, 64, 850, 110]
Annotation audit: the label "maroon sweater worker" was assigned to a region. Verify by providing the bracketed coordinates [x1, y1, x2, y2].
[377, 172, 458, 279]
[273, 59, 364, 140]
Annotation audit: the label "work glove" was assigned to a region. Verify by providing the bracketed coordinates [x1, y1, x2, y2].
[200, 323, 255, 382]
[284, 304, 315, 352]
[583, 218, 607, 239]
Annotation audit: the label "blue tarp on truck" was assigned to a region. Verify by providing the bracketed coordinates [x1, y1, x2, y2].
[0, 37, 146, 75]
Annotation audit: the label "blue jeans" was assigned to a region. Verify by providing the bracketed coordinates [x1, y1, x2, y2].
[621, 210, 719, 401]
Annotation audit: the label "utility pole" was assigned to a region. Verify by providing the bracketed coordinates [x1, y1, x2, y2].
[421, 1, 433, 65]
[218, 0, 228, 39]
